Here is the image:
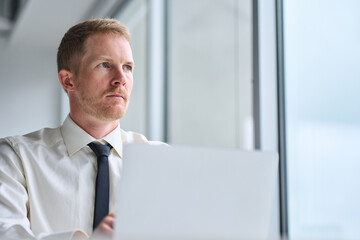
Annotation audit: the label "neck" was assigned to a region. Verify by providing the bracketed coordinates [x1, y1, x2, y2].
[69, 112, 119, 139]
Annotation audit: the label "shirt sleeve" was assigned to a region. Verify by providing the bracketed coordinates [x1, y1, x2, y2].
[0, 138, 88, 240]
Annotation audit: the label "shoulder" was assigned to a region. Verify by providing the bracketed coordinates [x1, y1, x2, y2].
[120, 129, 167, 146]
[1, 127, 62, 152]
[0, 127, 62, 177]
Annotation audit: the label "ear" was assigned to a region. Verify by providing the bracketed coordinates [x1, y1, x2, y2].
[58, 69, 75, 92]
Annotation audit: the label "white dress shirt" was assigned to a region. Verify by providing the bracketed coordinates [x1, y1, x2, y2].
[0, 115, 162, 240]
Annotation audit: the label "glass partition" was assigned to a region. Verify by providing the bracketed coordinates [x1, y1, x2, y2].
[283, 1, 360, 239]
[167, 0, 253, 148]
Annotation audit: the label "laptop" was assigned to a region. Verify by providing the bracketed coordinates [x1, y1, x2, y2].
[114, 144, 279, 240]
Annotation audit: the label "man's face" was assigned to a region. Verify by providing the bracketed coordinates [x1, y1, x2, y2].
[73, 33, 134, 121]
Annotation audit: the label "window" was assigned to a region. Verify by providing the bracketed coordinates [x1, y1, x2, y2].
[283, 1, 360, 239]
[167, 0, 253, 148]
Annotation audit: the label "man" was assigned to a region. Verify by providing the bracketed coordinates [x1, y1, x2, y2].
[0, 18, 161, 239]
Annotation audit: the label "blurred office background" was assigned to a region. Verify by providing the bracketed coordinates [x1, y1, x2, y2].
[0, 0, 359, 239]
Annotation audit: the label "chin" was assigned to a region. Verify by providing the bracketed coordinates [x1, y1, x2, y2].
[98, 105, 128, 121]
[104, 110, 127, 121]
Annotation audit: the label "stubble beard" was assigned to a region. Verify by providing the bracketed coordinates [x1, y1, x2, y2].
[79, 88, 129, 122]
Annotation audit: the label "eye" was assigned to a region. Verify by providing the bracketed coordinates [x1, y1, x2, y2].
[100, 62, 111, 68]
[124, 65, 132, 71]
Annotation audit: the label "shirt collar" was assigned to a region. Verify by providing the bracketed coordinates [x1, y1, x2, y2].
[60, 115, 123, 158]
[102, 123, 123, 158]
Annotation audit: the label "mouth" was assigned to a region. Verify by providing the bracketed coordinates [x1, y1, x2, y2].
[106, 92, 126, 101]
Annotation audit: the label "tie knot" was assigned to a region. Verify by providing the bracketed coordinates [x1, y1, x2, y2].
[88, 142, 112, 158]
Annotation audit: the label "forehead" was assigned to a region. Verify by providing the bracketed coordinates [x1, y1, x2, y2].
[83, 33, 133, 60]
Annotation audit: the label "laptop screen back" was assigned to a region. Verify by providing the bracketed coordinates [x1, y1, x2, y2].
[114, 144, 279, 240]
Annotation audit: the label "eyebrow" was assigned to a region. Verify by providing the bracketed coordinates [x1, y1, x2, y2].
[95, 56, 112, 62]
[124, 61, 135, 66]
[91, 57, 134, 66]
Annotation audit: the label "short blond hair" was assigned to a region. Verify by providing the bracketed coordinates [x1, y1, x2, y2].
[57, 18, 131, 74]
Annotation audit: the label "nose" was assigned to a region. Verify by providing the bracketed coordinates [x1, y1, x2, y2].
[111, 68, 127, 86]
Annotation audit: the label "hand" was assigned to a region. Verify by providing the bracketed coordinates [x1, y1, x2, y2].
[91, 212, 116, 239]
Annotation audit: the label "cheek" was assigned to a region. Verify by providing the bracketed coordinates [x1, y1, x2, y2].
[82, 73, 104, 89]
[78, 77, 103, 97]
[126, 78, 134, 93]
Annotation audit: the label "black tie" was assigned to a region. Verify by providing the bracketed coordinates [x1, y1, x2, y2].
[88, 142, 112, 230]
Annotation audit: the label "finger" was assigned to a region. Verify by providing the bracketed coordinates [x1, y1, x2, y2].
[108, 212, 116, 218]
[98, 222, 113, 233]
[102, 215, 115, 229]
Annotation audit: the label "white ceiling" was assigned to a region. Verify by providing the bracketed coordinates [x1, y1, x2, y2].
[2, 0, 122, 50]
